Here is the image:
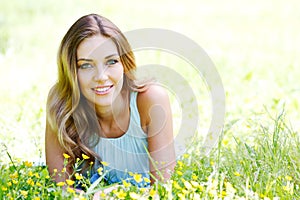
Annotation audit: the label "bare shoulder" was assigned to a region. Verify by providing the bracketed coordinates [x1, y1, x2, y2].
[136, 84, 171, 127]
[137, 84, 170, 106]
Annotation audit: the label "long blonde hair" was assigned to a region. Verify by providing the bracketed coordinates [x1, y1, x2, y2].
[46, 14, 146, 169]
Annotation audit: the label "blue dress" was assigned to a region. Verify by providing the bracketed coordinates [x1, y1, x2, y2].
[90, 91, 150, 187]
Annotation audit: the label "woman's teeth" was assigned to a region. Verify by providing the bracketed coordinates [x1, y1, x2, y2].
[94, 86, 111, 93]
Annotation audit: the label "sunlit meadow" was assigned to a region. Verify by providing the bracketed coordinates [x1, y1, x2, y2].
[0, 0, 299, 199]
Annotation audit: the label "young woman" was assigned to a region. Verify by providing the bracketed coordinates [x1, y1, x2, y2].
[45, 14, 175, 187]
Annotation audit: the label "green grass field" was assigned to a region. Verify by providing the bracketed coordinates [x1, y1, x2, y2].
[0, 0, 299, 199]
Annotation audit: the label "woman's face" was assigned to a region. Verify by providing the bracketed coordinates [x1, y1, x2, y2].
[77, 34, 124, 107]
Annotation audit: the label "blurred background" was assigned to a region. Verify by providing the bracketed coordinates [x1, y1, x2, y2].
[0, 0, 299, 162]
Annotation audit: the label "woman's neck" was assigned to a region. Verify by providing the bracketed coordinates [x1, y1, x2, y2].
[95, 89, 130, 137]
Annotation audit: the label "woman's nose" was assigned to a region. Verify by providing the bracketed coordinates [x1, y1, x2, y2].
[93, 65, 108, 82]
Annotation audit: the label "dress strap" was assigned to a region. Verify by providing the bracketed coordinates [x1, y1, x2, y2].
[128, 91, 147, 138]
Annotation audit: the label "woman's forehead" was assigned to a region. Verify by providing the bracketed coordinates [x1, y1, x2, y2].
[77, 35, 119, 59]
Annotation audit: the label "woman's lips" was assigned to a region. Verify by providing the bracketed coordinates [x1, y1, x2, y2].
[92, 85, 113, 95]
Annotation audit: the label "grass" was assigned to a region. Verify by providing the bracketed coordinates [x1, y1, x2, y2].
[0, 0, 300, 199]
[1, 110, 299, 199]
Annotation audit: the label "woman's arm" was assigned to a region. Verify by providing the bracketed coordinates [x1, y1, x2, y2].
[137, 84, 176, 184]
[45, 120, 70, 182]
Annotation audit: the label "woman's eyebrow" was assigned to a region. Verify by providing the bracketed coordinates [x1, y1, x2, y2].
[77, 58, 93, 62]
[77, 54, 119, 62]
[105, 53, 119, 59]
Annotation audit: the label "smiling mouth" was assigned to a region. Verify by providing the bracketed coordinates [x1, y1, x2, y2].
[92, 85, 113, 94]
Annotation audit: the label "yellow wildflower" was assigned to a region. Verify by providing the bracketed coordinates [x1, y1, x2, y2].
[28, 171, 33, 176]
[20, 190, 28, 198]
[115, 189, 126, 199]
[66, 179, 75, 186]
[82, 154, 90, 160]
[99, 191, 106, 198]
[9, 172, 18, 179]
[1, 186, 7, 191]
[75, 173, 83, 180]
[36, 182, 42, 187]
[144, 177, 151, 183]
[101, 161, 109, 166]
[67, 187, 75, 194]
[12, 180, 18, 184]
[176, 170, 183, 176]
[198, 185, 205, 192]
[183, 153, 189, 158]
[285, 175, 292, 181]
[33, 197, 41, 200]
[122, 180, 131, 187]
[57, 182, 65, 187]
[149, 188, 156, 197]
[177, 160, 184, 167]
[192, 174, 198, 180]
[27, 178, 34, 186]
[133, 173, 142, 183]
[7, 182, 12, 187]
[219, 190, 226, 198]
[34, 172, 40, 178]
[97, 167, 103, 175]
[61, 167, 66, 173]
[63, 153, 70, 159]
[140, 188, 147, 193]
[128, 171, 134, 176]
[53, 169, 58, 173]
[24, 161, 33, 167]
[234, 171, 241, 177]
[222, 138, 229, 146]
[173, 181, 181, 190]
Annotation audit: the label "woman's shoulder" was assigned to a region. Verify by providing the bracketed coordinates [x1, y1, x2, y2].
[136, 84, 170, 126]
[137, 84, 169, 106]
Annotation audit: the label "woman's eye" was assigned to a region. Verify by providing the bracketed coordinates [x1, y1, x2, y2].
[106, 59, 119, 66]
[79, 63, 94, 69]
